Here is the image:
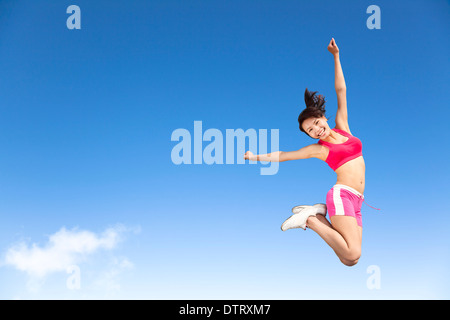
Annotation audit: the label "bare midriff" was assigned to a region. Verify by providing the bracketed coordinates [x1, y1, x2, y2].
[334, 156, 365, 195]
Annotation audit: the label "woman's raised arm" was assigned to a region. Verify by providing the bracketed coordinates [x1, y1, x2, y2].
[328, 38, 350, 133]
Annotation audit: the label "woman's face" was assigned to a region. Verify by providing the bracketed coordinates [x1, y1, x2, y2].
[302, 116, 330, 139]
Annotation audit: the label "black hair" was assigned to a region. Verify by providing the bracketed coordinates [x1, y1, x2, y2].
[298, 88, 327, 135]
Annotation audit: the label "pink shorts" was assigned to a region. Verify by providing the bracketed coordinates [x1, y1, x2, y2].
[326, 184, 364, 227]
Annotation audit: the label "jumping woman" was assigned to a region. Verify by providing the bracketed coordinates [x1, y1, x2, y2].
[244, 38, 377, 266]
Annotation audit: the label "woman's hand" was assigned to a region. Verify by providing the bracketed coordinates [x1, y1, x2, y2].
[327, 38, 339, 55]
[244, 151, 255, 160]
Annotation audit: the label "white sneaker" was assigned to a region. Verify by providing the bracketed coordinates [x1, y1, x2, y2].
[291, 205, 309, 214]
[291, 203, 327, 216]
[281, 206, 318, 231]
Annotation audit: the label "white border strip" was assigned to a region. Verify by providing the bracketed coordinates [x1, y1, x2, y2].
[334, 184, 364, 198]
[332, 185, 345, 216]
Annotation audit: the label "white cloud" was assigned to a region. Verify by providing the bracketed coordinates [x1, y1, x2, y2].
[92, 257, 134, 298]
[3, 225, 131, 278]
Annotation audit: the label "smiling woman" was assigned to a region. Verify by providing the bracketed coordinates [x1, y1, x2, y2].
[298, 89, 328, 137]
[244, 38, 378, 267]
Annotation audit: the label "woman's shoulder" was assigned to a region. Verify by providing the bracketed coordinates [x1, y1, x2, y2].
[333, 125, 352, 136]
[310, 142, 329, 161]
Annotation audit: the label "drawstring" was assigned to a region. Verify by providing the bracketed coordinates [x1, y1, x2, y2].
[362, 197, 381, 211]
[334, 184, 381, 211]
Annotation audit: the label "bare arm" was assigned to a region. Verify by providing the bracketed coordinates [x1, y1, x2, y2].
[328, 38, 350, 133]
[244, 144, 322, 162]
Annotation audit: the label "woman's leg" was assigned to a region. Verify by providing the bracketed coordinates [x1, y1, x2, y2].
[306, 214, 362, 266]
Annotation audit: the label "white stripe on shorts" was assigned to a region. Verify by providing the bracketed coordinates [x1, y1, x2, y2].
[332, 185, 345, 216]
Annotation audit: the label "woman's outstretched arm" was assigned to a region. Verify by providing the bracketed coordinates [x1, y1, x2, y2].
[328, 38, 350, 132]
[328, 38, 346, 91]
[244, 144, 322, 162]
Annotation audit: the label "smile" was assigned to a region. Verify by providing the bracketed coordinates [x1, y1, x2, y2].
[318, 128, 325, 137]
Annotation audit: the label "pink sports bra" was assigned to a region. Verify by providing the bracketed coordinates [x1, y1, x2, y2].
[318, 128, 362, 171]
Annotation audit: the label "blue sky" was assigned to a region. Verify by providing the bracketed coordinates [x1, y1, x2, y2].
[0, 0, 449, 299]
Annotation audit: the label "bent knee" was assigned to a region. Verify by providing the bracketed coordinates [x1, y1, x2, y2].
[340, 251, 361, 267]
[341, 258, 359, 267]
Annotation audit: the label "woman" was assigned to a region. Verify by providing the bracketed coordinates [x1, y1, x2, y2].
[244, 38, 372, 267]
